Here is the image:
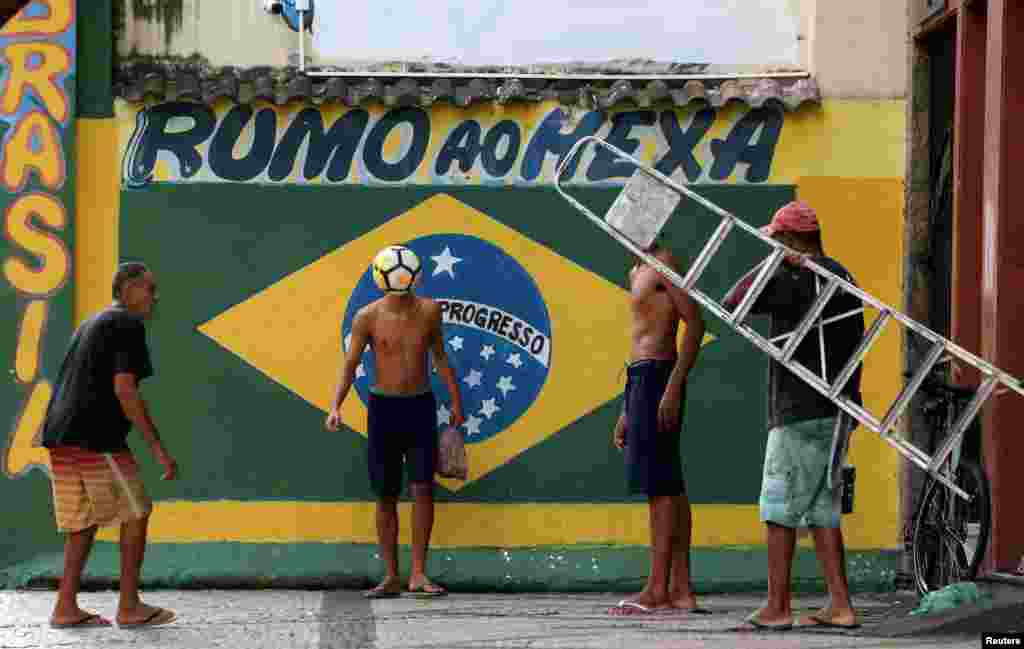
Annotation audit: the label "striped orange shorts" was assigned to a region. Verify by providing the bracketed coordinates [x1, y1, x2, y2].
[48, 447, 153, 533]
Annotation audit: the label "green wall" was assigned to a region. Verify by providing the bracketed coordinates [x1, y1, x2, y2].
[119, 184, 792, 505]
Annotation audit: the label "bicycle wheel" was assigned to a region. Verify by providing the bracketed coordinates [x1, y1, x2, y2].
[911, 459, 991, 595]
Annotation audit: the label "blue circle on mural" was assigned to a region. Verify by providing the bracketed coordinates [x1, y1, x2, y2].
[342, 234, 552, 444]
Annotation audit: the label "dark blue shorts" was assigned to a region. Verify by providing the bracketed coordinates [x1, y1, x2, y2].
[624, 359, 686, 497]
[367, 390, 438, 498]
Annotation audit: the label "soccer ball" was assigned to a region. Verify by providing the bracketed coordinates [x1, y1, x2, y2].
[371, 245, 421, 293]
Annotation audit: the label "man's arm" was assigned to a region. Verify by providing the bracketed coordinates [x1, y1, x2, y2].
[722, 257, 814, 315]
[113, 374, 176, 480]
[326, 308, 371, 430]
[668, 286, 705, 393]
[722, 261, 765, 311]
[653, 255, 706, 432]
[427, 303, 465, 428]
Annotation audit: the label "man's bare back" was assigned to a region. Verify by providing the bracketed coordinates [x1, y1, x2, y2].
[629, 249, 685, 362]
[361, 295, 438, 395]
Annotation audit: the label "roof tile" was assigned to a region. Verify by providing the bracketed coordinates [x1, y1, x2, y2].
[114, 63, 821, 111]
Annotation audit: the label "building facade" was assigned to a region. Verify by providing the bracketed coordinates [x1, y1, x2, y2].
[1, 0, 912, 589]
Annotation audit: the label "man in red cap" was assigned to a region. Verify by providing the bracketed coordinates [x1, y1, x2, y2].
[723, 201, 865, 630]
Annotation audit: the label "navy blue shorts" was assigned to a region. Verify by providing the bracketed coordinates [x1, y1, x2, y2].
[367, 391, 438, 498]
[624, 359, 686, 497]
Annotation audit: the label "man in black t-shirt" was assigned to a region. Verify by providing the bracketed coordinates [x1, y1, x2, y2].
[40, 262, 179, 629]
[724, 202, 864, 631]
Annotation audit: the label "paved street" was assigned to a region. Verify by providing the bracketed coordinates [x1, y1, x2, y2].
[0, 589, 988, 649]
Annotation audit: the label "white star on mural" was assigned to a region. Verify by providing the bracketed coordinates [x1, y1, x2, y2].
[464, 368, 483, 388]
[507, 353, 524, 369]
[437, 404, 452, 427]
[356, 364, 366, 379]
[464, 414, 483, 437]
[479, 398, 501, 420]
[480, 345, 496, 361]
[432, 246, 463, 278]
[497, 376, 517, 398]
[450, 336, 465, 351]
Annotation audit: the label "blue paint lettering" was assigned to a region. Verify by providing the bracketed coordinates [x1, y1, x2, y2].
[587, 110, 655, 181]
[123, 102, 216, 186]
[520, 108, 604, 182]
[654, 109, 715, 182]
[435, 120, 482, 176]
[267, 108, 369, 182]
[208, 105, 278, 182]
[363, 108, 430, 182]
[709, 107, 783, 183]
[480, 120, 520, 178]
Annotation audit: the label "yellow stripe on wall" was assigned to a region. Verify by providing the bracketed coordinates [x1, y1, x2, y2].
[95, 501, 888, 550]
[75, 118, 120, 324]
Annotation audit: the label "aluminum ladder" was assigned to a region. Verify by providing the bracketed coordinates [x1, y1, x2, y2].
[554, 136, 1024, 501]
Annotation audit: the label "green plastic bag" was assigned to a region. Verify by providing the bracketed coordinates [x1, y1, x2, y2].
[910, 582, 991, 616]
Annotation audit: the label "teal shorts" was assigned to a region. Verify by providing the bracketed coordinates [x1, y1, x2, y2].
[759, 417, 847, 529]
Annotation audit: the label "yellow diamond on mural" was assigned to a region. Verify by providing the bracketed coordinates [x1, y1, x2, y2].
[198, 194, 713, 491]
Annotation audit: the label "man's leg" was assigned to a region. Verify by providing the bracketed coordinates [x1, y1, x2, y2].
[115, 514, 175, 625]
[51, 526, 106, 625]
[49, 448, 110, 626]
[807, 527, 857, 626]
[748, 523, 796, 626]
[367, 496, 403, 596]
[405, 393, 444, 595]
[668, 492, 699, 610]
[408, 482, 444, 593]
[116, 515, 152, 620]
[622, 495, 676, 609]
[365, 393, 404, 597]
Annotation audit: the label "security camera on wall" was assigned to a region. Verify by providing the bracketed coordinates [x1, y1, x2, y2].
[263, 0, 284, 14]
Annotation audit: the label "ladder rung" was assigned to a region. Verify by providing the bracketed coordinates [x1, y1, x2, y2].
[769, 308, 865, 345]
[879, 339, 948, 433]
[829, 310, 891, 399]
[682, 216, 734, 291]
[729, 249, 786, 326]
[786, 357, 832, 396]
[780, 277, 841, 363]
[928, 375, 999, 472]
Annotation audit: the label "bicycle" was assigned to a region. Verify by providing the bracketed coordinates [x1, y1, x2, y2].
[905, 371, 992, 596]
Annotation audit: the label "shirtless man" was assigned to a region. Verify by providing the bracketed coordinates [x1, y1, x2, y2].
[610, 240, 707, 615]
[326, 247, 465, 599]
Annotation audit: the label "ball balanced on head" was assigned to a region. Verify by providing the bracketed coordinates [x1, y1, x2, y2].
[372, 245, 421, 293]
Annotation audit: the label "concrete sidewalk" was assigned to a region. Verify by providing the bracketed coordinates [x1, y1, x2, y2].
[1, 588, 1013, 649]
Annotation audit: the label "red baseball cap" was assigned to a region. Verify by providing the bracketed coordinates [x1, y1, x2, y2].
[760, 201, 820, 236]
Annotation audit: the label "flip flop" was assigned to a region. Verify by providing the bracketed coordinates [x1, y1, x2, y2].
[118, 608, 176, 628]
[744, 613, 793, 631]
[364, 585, 402, 599]
[608, 600, 659, 616]
[406, 583, 447, 598]
[49, 613, 112, 629]
[798, 614, 860, 630]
